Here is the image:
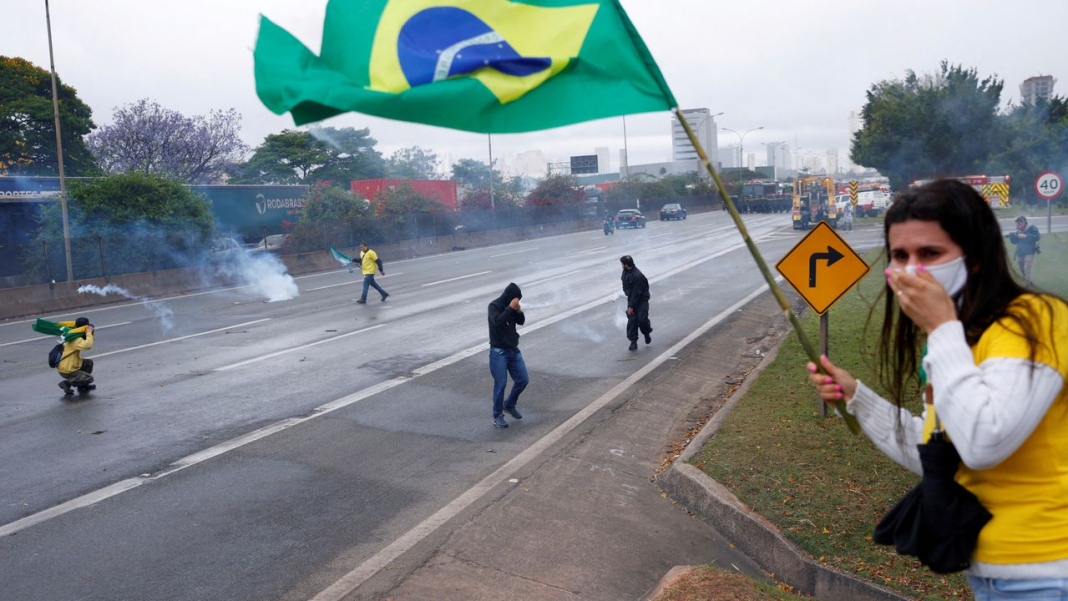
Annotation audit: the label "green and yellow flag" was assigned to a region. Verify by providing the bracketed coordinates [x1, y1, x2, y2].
[255, 0, 676, 133]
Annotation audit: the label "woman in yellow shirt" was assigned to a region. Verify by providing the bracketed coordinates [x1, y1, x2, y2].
[808, 180, 1068, 600]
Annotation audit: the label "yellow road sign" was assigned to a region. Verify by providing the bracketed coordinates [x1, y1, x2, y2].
[849, 180, 859, 206]
[775, 221, 870, 315]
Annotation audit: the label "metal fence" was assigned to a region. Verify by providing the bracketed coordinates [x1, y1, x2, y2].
[2, 195, 723, 288]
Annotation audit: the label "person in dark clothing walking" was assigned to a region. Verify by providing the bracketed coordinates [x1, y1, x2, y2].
[1008, 215, 1041, 287]
[487, 282, 529, 428]
[620, 255, 652, 351]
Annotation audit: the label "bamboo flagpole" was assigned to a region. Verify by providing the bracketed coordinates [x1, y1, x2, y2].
[674, 108, 860, 435]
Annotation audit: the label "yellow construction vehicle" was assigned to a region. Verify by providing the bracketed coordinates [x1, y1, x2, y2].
[792, 176, 837, 230]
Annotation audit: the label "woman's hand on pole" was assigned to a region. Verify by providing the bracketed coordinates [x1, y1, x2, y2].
[886, 265, 956, 334]
[807, 355, 857, 405]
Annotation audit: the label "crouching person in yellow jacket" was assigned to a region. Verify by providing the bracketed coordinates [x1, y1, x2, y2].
[58, 317, 95, 395]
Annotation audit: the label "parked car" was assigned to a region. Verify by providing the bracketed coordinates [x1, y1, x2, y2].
[614, 209, 646, 229]
[659, 203, 686, 221]
[250, 234, 290, 252]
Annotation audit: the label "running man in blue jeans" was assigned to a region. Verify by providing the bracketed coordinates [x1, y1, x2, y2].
[487, 282, 528, 428]
[356, 242, 389, 304]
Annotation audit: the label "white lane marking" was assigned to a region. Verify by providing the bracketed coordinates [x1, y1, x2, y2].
[0, 321, 133, 348]
[308, 281, 779, 601]
[525, 269, 585, 287]
[91, 319, 271, 359]
[214, 324, 386, 372]
[649, 232, 675, 240]
[307, 274, 404, 292]
[0, 214, 731, 329]
[0, 229, 765, 539]
[490, 249, 536, 258]
[420, 271, 492, 287]
[565, 245, 607, 257]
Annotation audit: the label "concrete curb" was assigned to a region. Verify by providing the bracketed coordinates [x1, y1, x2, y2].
[657, 323, 909, 601]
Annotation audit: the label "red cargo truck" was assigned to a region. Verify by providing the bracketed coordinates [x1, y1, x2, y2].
[350, 179, 458, 213]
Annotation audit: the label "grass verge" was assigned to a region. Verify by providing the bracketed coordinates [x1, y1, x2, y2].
[691, 233, 1068, 600]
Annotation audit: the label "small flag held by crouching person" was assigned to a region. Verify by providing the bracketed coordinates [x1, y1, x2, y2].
[254, 0, 676, 133]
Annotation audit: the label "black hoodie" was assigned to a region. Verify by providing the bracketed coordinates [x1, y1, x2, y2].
[488, 282, 525, 349]
[621, 266, 650, 309]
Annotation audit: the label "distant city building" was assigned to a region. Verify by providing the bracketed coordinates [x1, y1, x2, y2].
[826, 149, 839, 175]
[626, 159, 700, 180]
[720, 145, 739, 169]
[765, 142, 787, 174]
[848, 110, 862, 138]
[513, 150, 548, 178]
[594, 147, 610, 174]
[672, 108, 718, 165]
[1021, 75, 1057, 105]
[747, 153, 756, 170]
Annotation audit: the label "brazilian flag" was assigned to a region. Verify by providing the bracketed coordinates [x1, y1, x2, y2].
[255, 0, 676, 133]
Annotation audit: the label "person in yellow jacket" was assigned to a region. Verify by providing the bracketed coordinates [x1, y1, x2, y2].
[356, 242, 389, 304]
[58, 317, 96, 395]
[807, 180, 1068, 598]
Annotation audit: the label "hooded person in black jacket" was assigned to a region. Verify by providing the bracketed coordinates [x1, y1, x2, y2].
[620, 255, 652, 351]
[487, 283, 529, 428]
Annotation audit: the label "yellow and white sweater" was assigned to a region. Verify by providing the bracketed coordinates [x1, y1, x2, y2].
[850, 294, 1068, 578]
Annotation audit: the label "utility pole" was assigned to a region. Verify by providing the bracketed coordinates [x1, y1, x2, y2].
[45, 0, 73, 282]
[487, 133, 495, 210]
[622, 116, 630, 179]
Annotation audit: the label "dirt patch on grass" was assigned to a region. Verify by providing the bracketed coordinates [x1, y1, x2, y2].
[650, 565, 804, 601]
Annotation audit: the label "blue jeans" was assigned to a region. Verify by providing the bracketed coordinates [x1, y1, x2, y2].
[489, 347, 528, 417]
[360, 274, 387, 301]
[968, 576, 1068, 600]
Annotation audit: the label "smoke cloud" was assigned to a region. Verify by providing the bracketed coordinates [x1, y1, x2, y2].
[212, 248, 298, 303]
[77, 283, 175, 333]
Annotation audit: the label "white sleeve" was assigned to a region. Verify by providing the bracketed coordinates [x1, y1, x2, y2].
[923, 320, 1064, 470]
[846, 381, 925, 475]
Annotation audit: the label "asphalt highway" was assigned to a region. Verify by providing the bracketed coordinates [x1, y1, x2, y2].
[0, 209, 1004, 600]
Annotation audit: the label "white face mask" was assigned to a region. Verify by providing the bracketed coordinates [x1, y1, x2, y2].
[905, 256, 967, 297]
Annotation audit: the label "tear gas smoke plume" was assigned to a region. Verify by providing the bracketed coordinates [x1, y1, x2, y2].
[214, 248, 298, 303]
[77, 284, 175, 333]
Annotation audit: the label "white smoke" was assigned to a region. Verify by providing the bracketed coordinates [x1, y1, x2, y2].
[214, 248, 298, 303]
[78, 283, 175, 333]
[613, 293, 629, 330]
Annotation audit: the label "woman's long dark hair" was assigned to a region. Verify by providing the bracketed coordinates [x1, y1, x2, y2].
[879, 179, 1061, 406]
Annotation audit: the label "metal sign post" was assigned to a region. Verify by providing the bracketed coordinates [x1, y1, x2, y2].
[1034, 171, 1063, 235]
[819, 313, 829, 418]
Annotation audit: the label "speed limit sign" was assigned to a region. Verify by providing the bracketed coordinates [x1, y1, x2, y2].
[1035, 171, 1064, 200]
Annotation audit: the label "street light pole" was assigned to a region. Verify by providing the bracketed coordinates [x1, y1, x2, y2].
[722, 126, 764, 172]
[622, 115, 630, 179]
[487, 133, 495, 211]
[45, 0, 73, 282]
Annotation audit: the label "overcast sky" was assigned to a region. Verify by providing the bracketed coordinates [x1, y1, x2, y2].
[3, 0, 1066, 172]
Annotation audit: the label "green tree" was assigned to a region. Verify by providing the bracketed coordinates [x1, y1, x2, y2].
[451, 158, 491, 189]
[851, 62, 1003, 190]
[375, 183, 443, 240]
[26, 173, 213, 279]
[525, 174, 584, 207]
[309, 126, 387, 184]
[987, 97, 1068, 205]
[287, 185, 374, 252]
[387, 145, 440, 179]
[231, 129, 333, 184]
[0, 56, 96, 176]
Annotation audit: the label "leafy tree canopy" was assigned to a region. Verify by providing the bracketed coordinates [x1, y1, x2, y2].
[232, 126, 386, 186]
[525, 174, 584, 207]
[88, 99, 248, 184]
[0, 56, 96, 176]
[851, 62, 1003, 190]
[387, 145, 441, 179]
